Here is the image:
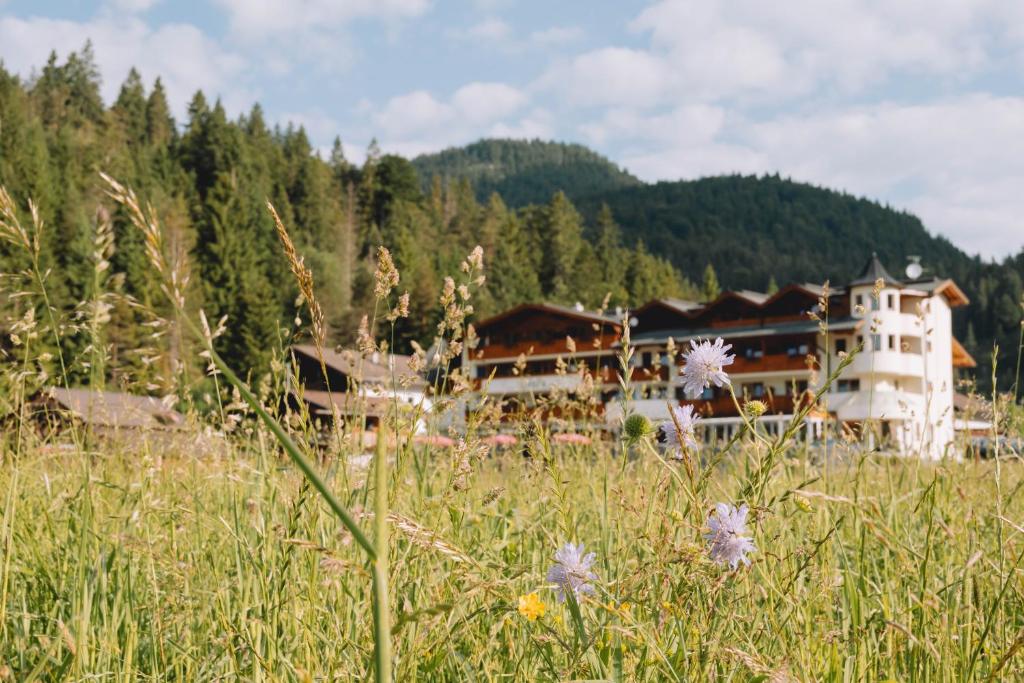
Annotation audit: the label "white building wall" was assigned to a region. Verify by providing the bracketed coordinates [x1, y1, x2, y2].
[832, 284, 956, 459]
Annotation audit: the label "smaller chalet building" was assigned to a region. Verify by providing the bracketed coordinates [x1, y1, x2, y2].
[465, 254, 977, 459]
[466, 303, 622, 424]
[290, 345, 430, 429]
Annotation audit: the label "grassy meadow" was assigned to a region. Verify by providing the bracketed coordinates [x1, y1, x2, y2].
[2, 431, 1024, 681]
[3, 178, 1024, 681]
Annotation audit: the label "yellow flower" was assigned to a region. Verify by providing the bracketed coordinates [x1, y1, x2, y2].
[517, 592, 546, 621]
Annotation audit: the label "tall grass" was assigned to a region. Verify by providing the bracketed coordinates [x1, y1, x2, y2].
[1, 178, 1023, 681]
[2, 437, 1024, 679]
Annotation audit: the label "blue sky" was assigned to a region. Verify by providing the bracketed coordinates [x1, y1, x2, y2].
[2, 0, 1023, 259]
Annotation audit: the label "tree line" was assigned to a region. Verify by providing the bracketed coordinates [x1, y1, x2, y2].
[0, 46, 698, 390]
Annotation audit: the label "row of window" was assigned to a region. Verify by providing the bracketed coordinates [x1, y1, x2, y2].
[853, 292, 897, 311]
[835, 336, 930, 354]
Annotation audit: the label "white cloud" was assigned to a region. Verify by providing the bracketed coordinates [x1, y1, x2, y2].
[375, 82, 527, 136]
[452, 82, 527, 125]
[0, 15, 251, 119]
[213, 0, 429, 40]
[489, 108, 553, 139]
[371, 82, 534, 155]
[375, 90, 454, 136]
[612, 95, 1024, 258]
[538, 0, 1021, 111]
[539, 47, 671, 108]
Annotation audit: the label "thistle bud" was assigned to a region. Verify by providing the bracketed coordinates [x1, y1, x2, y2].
[745, 400, 768, 418]
[623, 413, 653, 444]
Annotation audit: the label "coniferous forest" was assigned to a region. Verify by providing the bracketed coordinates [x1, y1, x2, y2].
[1, 46, 1022, 392]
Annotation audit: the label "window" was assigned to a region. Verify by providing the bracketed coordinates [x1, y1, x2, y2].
[642, 352, 652, 368]
[744, 382, 765, 398]
[888, 335, 896, 351]
[871, 297, 879, 311]
[887, 294, 895, 310]
[835, 339, 847, 354]
[855, 294, 864, 309]
[872, 334, 881, 351]
[701, 386, 715, 400]
[798, 344, 809, 354]
[836, 379, 861, 393]
[787, 346, 798, 357]
[675, 387, 687, 401]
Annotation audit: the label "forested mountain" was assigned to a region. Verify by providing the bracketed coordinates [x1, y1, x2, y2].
[0, 47, 694, 391]
[0, 47, 1020, 393]
[411, 139, 641, 207]
[418, 140, 1024, 394]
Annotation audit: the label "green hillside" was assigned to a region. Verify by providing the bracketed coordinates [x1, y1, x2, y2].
[0, 48, 1020, 394]
[419, 141, 1024, 392]
[412, 139, 640, 206]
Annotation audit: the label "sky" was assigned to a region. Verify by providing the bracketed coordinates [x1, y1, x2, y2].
[1, 0, 1023, 259]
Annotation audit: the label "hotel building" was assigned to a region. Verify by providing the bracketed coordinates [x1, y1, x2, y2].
[465, 254, 976, 458]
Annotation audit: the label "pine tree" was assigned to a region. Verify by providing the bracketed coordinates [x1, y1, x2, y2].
[112, 68, 148, 147]
[487, 207, 541, 315]
[540, 191, 584, 301]
[594, 204, 629, 305]
[145, 78, 175, 149]
[702, 263, 721, 302]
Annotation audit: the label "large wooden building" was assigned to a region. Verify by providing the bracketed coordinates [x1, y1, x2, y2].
[463, 254, 977, 458]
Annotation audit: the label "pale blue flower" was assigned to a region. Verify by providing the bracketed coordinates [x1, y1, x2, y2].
[704, 503, 756, 569]
[681, 337, 735, 399]
[659, 404, 701, 456]
[546, 542, 597, 602]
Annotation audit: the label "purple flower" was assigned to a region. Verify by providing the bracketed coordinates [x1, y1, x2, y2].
[704, 503, 756, 569]
[660, 404, 701, 456]
[680, 338, 735, 399]
[546, 542, 597, 602]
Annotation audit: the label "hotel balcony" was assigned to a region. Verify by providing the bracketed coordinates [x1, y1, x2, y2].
[845, 350, 924, 377]
[610, 392, 807, 424]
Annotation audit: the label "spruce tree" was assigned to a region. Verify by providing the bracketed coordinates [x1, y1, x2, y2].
[702, 263, 722, 302]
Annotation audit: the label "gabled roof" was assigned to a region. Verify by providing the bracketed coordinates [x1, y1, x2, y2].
[292, 345, 425, 387]
[632, 298, 702, 317]
[656, 298, 702, 314]
[40, 388, 184, 430]
[952, 337, 977, 368]
[475, 302, 620, 331]
[734, 289, 770, 305]
[902, 278, 970, 307]
[850, 252, 900, 287]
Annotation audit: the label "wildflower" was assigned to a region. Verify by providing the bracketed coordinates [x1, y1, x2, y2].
[517, 592, 546, 621]
[704, 503, 756, 570]
[546, 542, 598, 602]
[794, 494, 813, 513]
[680, 338, 734, 399]
[659, 404, 700, 455]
